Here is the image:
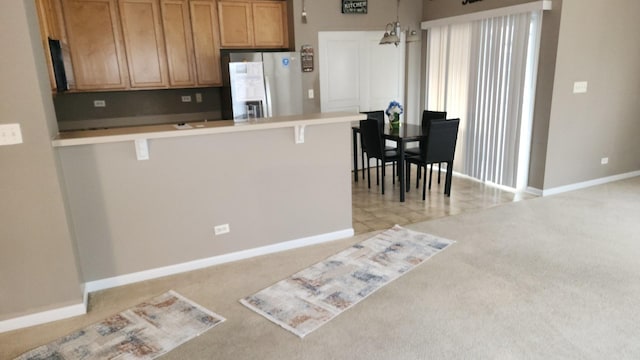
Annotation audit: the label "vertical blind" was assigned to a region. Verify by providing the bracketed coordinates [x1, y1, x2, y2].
[425, 11, 542, 190]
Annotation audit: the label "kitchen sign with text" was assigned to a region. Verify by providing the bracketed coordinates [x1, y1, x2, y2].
[342, 0, 367, 14]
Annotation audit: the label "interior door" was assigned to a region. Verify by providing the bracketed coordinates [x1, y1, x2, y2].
[364, 32, 405, 113]
[318, 32, 363, 113]
[319, 31, 405, 170]
[319, 31, 405, 115]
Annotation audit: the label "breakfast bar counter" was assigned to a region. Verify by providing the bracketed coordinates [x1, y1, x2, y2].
[52, 112, 363, 147]
[54, 112, 364, 292]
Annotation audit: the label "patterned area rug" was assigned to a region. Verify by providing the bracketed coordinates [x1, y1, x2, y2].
[241, 225, 455, 338]
[15, 291, 225, 360]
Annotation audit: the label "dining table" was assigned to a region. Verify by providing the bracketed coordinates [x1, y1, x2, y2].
[352, 123, 427, 202]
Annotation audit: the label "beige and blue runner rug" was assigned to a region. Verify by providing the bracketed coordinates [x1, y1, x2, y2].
[240, 225, 455, 338]
[15, 291, 225, 360]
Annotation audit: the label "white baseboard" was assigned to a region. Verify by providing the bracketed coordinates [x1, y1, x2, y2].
[526, 187, 543, 196]
[0, 302, 86, 334]
[448, 169, 639, 198]
[542, 170, 640, 197]
[85, 228, 354, 294]
[0, 229, 353, 334]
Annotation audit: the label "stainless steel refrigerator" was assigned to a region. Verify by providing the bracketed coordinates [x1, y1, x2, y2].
[221, 51, 303, 121]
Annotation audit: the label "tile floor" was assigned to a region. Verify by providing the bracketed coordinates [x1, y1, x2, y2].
[351, 164, 536, 234]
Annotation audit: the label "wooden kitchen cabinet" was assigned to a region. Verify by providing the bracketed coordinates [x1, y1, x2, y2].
[190, 0, 223, 86]
[119, 0, 169, 88]
[218, 0, 288, 49]
[217, 1, 252, 47]
[35, 0, 75, 91]
[62, 0, 129, 90]
[160, 0, 222, 87]
[36, 0, 68, 43]
[252, 1, 287, 47]
[160, 0, 197, 87]
[41, 0, 226, 90]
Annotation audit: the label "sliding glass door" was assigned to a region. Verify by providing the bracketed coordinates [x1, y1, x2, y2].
[425, 10, 542, 191]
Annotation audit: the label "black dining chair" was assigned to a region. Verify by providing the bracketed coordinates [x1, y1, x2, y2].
[359, 119, 401, 195]
[360, 110, 398, 184]
[406, 118, 460, 199]
[406, 110, 447, 156]
[406, 110, 447, 187]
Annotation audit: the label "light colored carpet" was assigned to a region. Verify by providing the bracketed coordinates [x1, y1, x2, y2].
[2, 176, 640, 359]
[13, 291, 225, 360]
[241, 225, 454, 337]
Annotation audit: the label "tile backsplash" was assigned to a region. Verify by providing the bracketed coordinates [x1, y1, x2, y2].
[53, 87, 222, 130]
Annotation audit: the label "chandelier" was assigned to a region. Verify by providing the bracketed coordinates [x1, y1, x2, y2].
[379, 0, 401, 46]
[380, 0, 420, 46]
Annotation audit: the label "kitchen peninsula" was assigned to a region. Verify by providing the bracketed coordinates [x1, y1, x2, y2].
[54, 112, 363, 292]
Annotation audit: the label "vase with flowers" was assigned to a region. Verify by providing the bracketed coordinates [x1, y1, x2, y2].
[385, 100, 403, 130]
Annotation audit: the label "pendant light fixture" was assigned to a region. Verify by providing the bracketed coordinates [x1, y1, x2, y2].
[379, 0, 401, 46]
[301, 0, 307, 23]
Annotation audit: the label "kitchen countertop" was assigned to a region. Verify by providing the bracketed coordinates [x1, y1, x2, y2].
[52, 112, 365, 147]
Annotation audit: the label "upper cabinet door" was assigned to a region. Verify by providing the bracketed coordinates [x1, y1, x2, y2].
[217, 1, 253, 47]
[62, 0, 129, 90]
[252, 1, 287, 48]
[218, 1, 288, 49]
[160, 0, 196, 87]
[36, 0, 66, 90]
[190, 0, 222, 86]
[37, 0, 68, 43]
[119, 0, 169, 88]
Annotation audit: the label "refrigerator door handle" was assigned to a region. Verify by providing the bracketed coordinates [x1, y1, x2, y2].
[264, 75, 273, 117]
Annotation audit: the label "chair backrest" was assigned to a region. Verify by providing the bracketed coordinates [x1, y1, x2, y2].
[360, 119, 385, 159]
[417, 110, 448, 151]
[423, 118, 460, 163]
[421, 110, 447, 128]
[361, 110, 385, 131]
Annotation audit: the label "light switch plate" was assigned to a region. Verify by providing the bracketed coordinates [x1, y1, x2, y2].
[134, 139, 149, 160]
[0, 123, 23, 146]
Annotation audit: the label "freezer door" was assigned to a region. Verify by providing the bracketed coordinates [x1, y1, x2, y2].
[229, 61, 267, 121]
[262, 52, 303, 117]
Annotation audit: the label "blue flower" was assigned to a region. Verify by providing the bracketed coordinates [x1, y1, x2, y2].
[385, 101, 404, 116]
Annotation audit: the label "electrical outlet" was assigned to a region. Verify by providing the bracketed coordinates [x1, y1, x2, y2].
[195, 93, 202, 103]
[0, 123, 23, 146]
[573, 81, 588, 94]
[601, 157, 609, 165]
[93, 100, 106, 107]
[308, 89, 314, 99]
[214, 224, 230, 235]
[181, 95, 192, 103]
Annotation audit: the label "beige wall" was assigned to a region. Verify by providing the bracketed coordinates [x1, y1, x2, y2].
[0, 1, 82, 321]
[528, 0, 562, 189]
[544, 0, 640, 188]
[291, 0, 424, 122]
[58, 123, 353, 281]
